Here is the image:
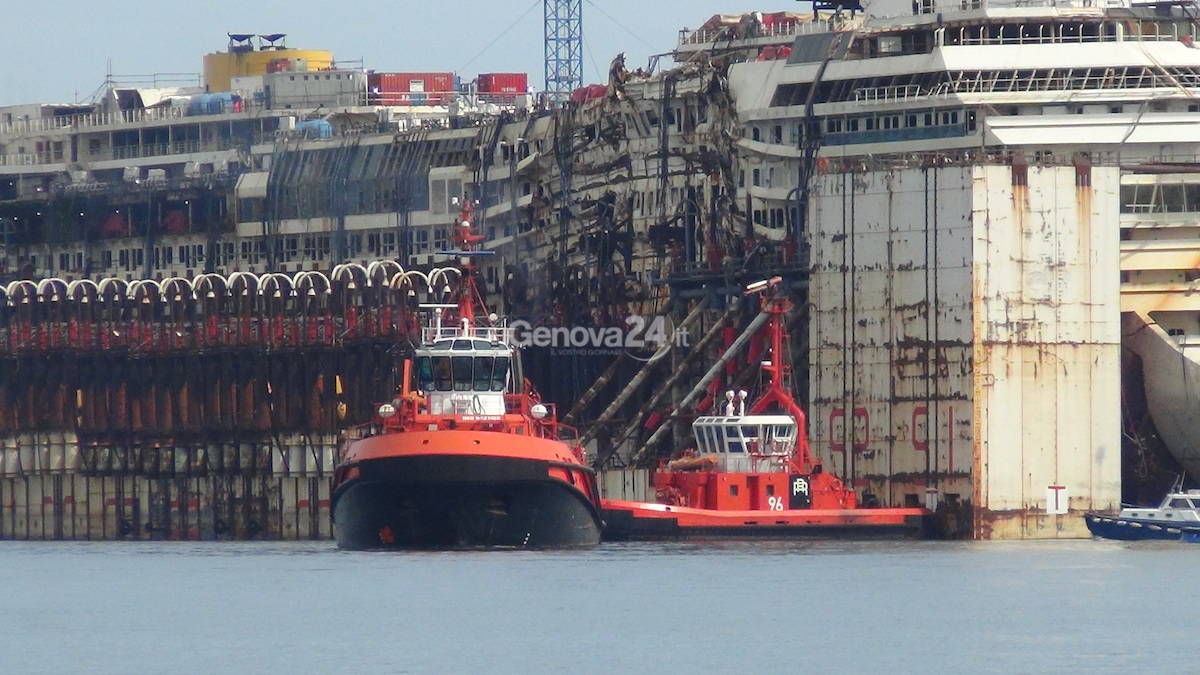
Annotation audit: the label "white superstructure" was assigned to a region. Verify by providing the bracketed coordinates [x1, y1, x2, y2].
[720, 0, 1200, 537]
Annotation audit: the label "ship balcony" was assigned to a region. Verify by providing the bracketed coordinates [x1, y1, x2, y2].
[0, 151, 63, 169]
[110, 139, 243, 161]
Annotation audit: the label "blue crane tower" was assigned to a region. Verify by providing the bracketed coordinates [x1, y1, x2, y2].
[544, 0, 583, 103]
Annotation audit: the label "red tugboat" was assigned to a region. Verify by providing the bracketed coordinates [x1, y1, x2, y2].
[331, 204, 603, 549]
[602, 279, 929, 539]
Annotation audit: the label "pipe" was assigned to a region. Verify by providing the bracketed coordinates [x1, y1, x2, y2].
[576, 297, 710, 443]
[608, 302, 740, 453]
[562, 353, 626, 426]
[631, 309, 770, 465]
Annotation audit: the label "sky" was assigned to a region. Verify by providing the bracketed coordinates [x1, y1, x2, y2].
[0, 0, 801, 106]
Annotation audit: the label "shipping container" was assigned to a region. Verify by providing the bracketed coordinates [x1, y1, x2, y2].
[478, 72, 528, 97]
[369, 72, 455, 106]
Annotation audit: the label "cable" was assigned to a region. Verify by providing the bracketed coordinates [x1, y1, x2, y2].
[584, 36, 606, 84]
[583, 0, 657, 51]
[457, 0, 542, 74]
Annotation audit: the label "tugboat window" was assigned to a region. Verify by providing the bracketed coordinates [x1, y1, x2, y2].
[491, 357, 510, 392]
[473, 357, 494, 390]
[727, 426, 745, 453]
[433, 357, 453, 391]
[416, 357, 435, 391]
[452, 356, 473, 391]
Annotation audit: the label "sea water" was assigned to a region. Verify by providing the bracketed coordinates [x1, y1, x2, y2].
[0, 539, 1191, 673]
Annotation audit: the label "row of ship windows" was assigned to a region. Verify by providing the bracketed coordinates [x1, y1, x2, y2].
[823, 110, 966, 134]
[1121, 184, 1200, 214]
[19, 253, 518, 289]
[772, 66, 1200, 108]
[22, 224, 558, 276]
[752, 207, 794, 230]
[22, 247, 202, 276]
[750, 109, 971, 145]
[285, 73, 356, 82]
[29, 232, 407, 275]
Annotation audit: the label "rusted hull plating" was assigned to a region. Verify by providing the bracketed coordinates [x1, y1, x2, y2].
[808, 165, 1122, 538]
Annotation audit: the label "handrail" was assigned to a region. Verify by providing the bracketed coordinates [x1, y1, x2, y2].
[677, 17, 846, 48]
[0, 100, 269, 137]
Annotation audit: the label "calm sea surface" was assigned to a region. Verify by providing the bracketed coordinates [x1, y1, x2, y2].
[0, 539, 1192, 674]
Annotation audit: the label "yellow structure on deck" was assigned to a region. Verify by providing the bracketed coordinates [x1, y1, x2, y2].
[203, 45, 333, 92]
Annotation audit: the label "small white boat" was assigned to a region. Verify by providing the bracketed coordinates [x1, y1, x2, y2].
[1084, 488, 1200, 542]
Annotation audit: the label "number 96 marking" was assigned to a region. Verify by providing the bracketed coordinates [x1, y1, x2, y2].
[767, 496, 784, 511]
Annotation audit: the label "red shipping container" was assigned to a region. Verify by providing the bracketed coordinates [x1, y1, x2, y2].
[478, 72, 528, 95]
[372, 72, 455, 105]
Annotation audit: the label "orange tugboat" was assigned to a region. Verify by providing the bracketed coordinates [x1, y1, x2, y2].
[331, 204, 602, 549]
[602, 279, 929, 539]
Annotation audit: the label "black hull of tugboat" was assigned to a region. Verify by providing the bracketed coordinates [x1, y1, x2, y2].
[333, 455, 602, 549]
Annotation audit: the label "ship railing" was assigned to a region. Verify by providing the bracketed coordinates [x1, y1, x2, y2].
[111, 138, 242, 160]
[811, 146, 1200, 175]
[109, 139, 240, 161]
[926, 0, 1130, 14]
[503, 394, 531, 417]
[955, 22, 1182, 46]
[677, 17, 845, 48]
[0, 101, 275, 137]
[0, 151, 60, 167]
[342, 423, 382, 442]
[502, 396, 579, 441]
[0, 106, 187, 136]
[421, 325, 514, 345]
[854, 85, 926, 103]
[668, 248, 802, 280]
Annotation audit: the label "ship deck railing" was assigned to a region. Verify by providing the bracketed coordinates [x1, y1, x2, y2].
[918, 0, 1133, 16]
[854, 85, 929, 103]
[0, 100, 277, 138]
[676, 16, 852, 49]
[421, 325, 514, 346]
[952, 21, 1186, 46]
